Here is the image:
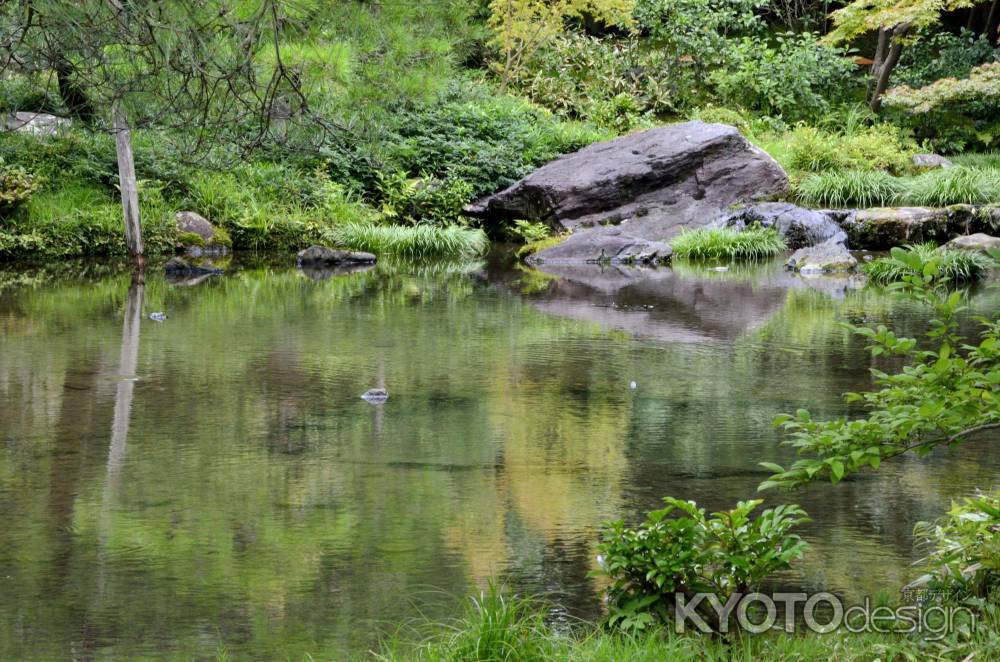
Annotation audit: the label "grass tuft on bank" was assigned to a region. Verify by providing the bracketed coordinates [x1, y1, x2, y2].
[376, 583, 1000, 662]
[864, 244, 996, 285]
[670, 225, 786, 261]
[324, 223, 488, 260]
[796, 170, 905, 208]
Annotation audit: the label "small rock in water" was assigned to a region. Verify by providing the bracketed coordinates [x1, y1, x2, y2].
[710, 266, 729, 272]
[629, 381, 637, 390]
[361, 388, 388, 402]
[149, 312, 167, 322]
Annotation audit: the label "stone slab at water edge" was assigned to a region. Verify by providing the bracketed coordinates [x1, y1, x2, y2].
[944, 233, 1000, 252]
[467, 121, 788, 264]
[296, 245, 377, 266]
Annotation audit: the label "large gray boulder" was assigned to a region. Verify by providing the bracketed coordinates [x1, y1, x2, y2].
[5, 112, 70, 135]
[720, 202, 846, 249]
[912, 154, 953, 170]
[468, 122, 788, 262]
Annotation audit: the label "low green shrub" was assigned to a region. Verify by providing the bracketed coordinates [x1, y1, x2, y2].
[184, 167, 378, 251]
[784, 125, 914, 175]
[0, 183, 175, 259]
[883, 62, 1000, 153]
[670, 225, 786, 261]
[912, 489, 1000, 602]
[0, 163, 40, 214]
[506, 33, 666, 131]
[371, 82, 608, 198]
[324, 223, 488, 260]
[905, 166, 1000, 206]
[687, 106, 750, 132]
[796, 170, 905, 208]
[507, 219, 551, 244]
[376, 172, 474, 226]
[710, 33, 858, 123]
[894, 29, 999, 90]
[864, 244, 995, 285]
[596, 498, 809, 633]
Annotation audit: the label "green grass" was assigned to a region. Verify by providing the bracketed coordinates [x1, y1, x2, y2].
[796, 170, 905, 208]
[904, 166, 1000, 206]
[793, 166, 1000, 208]
[864, 243, 996, 285]
[325, 223, 488, 260]
[951, 152, 1000, 169]
[669, 225, 786, 261]
[516, 234, 567, 259]
[376, 585, 1000, 662]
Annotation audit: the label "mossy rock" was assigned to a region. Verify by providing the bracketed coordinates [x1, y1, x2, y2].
[176, 231, 206, 248]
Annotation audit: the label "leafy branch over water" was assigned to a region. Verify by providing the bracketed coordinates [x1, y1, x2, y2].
[760, 248, 1000, 490]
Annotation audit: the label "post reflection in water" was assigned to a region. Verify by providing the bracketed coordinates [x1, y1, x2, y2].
[0, 256, 997, 659]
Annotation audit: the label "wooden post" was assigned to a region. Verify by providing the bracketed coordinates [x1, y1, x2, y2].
[113, 104, 144, 264]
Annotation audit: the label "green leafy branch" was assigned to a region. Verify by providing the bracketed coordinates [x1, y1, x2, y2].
[760, 248, 1000, 491]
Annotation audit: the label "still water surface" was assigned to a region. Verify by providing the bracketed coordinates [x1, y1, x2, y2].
[1, 255, 998, 659]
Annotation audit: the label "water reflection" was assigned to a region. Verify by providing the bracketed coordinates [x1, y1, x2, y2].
[0, 257, 997, 659]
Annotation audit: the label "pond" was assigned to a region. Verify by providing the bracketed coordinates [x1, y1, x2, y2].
[1, 254, 998, 659]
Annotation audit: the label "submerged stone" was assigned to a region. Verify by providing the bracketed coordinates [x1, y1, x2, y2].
[361, 388, 388, 403]
[785, 241, 858, 274]
[944, 233, 1000, 253]
[164, 257, 224, 279]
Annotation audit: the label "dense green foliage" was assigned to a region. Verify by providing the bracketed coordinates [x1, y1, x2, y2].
[670, 225, 787, 260]
[596, 498, 809, 632]
[762, 249, 1000, 490]
[894, 29, 999, 89]
[885, 62, 1000, 152]
[710, 33, 856, 122]
[324, 223, 488, 260]
[912, 490, 1000, 602]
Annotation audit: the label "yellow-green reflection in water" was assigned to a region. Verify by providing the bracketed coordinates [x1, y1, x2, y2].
[0, 256, 998, 659]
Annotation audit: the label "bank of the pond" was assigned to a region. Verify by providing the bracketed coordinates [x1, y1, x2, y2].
[372, 585, 999, 662]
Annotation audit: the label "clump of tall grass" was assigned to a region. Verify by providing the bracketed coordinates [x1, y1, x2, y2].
[380, 583, 550, 662]
[670, 224, 786, 261]
[951, 152, 1000, 169]
[864, 243, 995, 285]
[904, 166, 1000, 206]
[324, 223, 488, 260]
[796, 170, 905, 208]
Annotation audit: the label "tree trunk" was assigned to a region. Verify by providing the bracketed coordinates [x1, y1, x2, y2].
[113, 105, 144, 265]
[869, 23, 910, 113]
[54, 58, 95, 124]
[987, 0, 1000, 43]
